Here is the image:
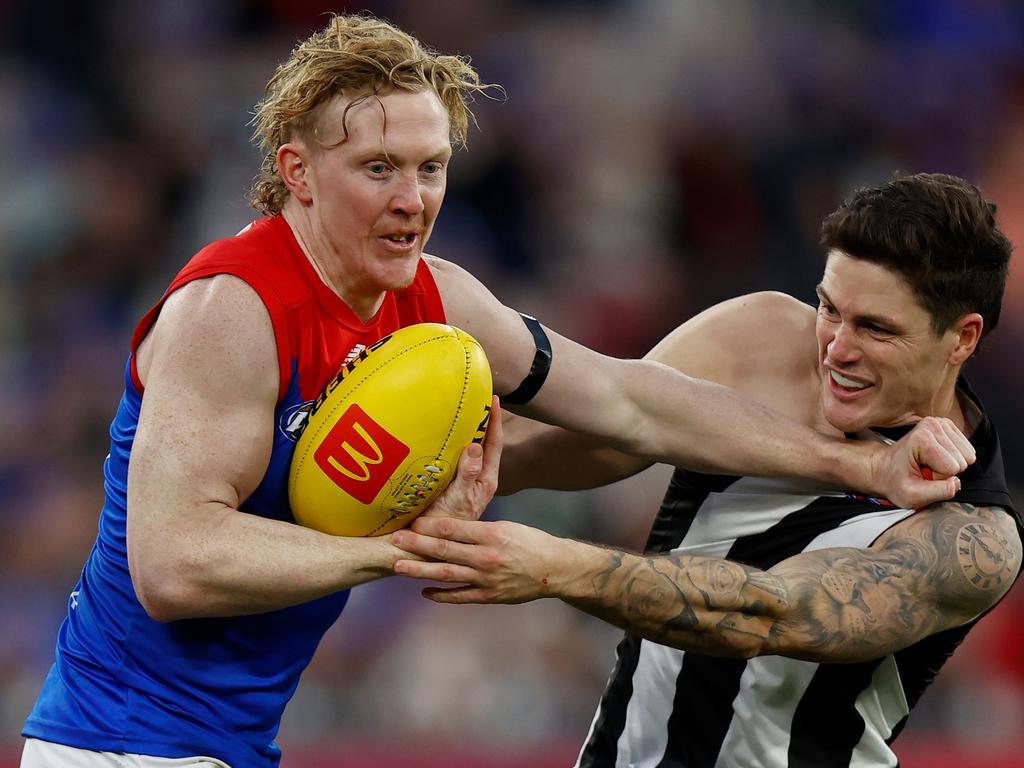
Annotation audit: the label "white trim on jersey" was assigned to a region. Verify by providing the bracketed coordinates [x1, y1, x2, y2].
[578, 477, 918, 768]
[578, 386, 1013, 768]
[679, 478, 840, 553]
[712, 509, 916, 768]
[848, 656, 906, 768]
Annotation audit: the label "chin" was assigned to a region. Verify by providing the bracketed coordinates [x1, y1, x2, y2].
[822, 398, 872, 434]
[377, 260, 420, 292]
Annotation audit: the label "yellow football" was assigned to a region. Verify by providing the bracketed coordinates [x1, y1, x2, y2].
[288, 323, 492, 537]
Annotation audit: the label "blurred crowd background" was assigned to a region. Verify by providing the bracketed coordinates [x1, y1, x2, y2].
[2, 1, 1023, 766]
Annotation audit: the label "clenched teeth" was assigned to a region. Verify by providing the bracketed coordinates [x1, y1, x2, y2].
[830, 370, 868, 389]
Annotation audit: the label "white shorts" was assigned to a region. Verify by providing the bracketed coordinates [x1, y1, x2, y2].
[20, 739, 231, 768]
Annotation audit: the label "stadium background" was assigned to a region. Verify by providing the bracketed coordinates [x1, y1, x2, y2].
[1, 1, 1022, 766]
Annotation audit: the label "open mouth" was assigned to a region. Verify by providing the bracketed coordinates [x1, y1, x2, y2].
[378, 231, 420, 253]
[827, 368, 872, 397]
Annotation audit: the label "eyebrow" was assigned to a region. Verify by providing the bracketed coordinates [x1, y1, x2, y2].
[362, 145, 453, 164]
[815, 285, 902, 330]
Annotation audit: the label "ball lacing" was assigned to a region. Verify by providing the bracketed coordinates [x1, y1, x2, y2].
[393, 464, 444, 509]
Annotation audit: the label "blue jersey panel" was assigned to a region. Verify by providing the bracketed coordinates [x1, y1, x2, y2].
[24, 360, 349, 768]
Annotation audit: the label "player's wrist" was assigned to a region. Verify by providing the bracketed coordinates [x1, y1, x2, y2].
[551, 539, 617, 603]
[346, 535, 405, 581]
[819, 435, 876, 492]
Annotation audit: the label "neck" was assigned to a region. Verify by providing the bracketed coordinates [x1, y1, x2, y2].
[282, 204, 385, 322]
[936, 380, 972, 437]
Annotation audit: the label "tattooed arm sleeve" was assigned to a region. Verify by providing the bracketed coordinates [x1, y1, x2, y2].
[563, 503, 1021, 662]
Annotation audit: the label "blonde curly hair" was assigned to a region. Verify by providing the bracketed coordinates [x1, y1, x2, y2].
[249, 13, 492, 214]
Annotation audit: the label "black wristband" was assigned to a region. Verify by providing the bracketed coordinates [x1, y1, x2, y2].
[502, 313, 552, 405]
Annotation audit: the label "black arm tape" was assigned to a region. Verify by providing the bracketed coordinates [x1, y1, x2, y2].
[502, 313, 552, 406]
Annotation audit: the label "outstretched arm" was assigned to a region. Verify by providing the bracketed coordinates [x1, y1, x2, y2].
[392, 503, 1021, 662]
[432, 265, 973, 509]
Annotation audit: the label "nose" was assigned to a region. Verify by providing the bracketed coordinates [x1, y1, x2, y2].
[827, 322, 860, 364]
[389, 173, 425, 216]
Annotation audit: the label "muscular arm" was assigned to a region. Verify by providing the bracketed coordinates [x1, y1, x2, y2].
[498, 293, 806, 493]
[435, 274, 971, 508]
[128, 275, 468, 621]
[496, 294, 794, 493]
[392, 504, 1021, 663]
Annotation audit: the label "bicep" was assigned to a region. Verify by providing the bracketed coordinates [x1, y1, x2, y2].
[766, 504, 1022, 662]
[429, 257, 653, 437]
[127, 277, 279, 573]
[435, 263, 793, 428]
[426, 256, 537, 396]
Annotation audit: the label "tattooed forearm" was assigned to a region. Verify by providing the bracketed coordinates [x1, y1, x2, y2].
[590, 551, 624, 593]
[573, 552, 791, 658]
[568, 504, 1020, 663]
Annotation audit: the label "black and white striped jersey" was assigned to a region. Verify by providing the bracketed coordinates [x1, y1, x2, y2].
[577, 386, 1017, 768]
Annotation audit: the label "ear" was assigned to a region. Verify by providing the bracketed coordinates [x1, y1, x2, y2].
[277, 142, 313, 204]
[947, 313, 984, 365]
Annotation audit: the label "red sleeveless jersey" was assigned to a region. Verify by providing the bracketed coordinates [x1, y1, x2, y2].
[23, 215, 447, 768]
[131, 214, 446, 402]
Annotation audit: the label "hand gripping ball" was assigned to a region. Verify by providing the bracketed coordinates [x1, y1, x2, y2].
[288, 323, 492, 537]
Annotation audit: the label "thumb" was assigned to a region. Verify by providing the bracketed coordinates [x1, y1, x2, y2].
[456, 442, 483, 480]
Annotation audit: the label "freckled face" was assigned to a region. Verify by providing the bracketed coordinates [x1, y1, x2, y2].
[815, 250, 960, 432]
[302, 89, 452, 300]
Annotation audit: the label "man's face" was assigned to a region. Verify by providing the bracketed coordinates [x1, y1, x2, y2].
[301, 88, 452, 300]
[815, 250, 961, 432]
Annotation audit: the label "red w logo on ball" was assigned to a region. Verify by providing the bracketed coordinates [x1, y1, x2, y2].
[313, 404, 410, 503]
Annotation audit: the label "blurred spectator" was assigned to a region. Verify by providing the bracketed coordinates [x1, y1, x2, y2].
[2, 1, 1022, 764]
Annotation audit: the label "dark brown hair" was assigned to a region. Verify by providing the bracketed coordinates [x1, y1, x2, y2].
[820, 172, 1011, 345]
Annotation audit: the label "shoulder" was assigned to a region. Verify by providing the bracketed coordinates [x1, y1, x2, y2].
[704, 291, 814, 329]
[875, 502, 1022, 622]
[423, 254, 473, 286]
[182, 218, 307, 304]
[423, 254, 473, 300]
[138, 275, 277, 391]
[422, 254, 511, 328]
[646, 291, 818, 391]
[656, 291, 814, 352]
[742, 291, 816, 332]
[189, 220, 268, 266]
[161, 274, 272, 332]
